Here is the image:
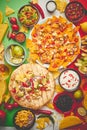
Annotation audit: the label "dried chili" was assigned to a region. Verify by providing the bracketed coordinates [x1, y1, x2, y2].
[30, 2, 45, 19]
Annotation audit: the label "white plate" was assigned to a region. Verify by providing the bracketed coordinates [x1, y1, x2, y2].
[29, 16, 81, 70]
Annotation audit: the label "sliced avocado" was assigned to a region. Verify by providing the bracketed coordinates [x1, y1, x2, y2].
[17, 91, 24, 97]
[34, 81, 39, 89]
[42, 78, 47, 85]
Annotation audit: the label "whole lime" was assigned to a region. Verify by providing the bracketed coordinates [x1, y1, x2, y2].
[74, 90, 83, 99]
[13, 46, 24, 57]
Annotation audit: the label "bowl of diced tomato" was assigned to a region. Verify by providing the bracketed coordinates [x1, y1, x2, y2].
[65, 1, 86, 23]
[18, 4, 40, 28]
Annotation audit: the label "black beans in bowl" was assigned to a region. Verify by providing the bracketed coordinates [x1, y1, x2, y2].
[53, 92, 76, 113]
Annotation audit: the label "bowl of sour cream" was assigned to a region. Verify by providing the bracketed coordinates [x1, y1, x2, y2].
[59, 69, 81, 92]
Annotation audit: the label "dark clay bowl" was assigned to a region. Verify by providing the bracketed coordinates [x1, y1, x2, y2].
[14, 109, 35, 130]
[18, 4, 40, 28]
[65, 1, 86, 23]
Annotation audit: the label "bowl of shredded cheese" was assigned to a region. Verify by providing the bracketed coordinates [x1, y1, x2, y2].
[14, 109, 35, 130]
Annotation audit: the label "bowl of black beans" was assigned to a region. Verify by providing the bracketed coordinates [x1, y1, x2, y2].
[53, 92, 76, 114]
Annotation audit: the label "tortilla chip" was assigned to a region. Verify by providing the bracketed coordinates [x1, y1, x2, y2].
[55, 0, 67, 12]
[0, 24, 8, 43]
[20, 25, 28, 33]
[0, 44, 4, 61]
[5, 6, 15, 16]
[32, 0, 38, 3]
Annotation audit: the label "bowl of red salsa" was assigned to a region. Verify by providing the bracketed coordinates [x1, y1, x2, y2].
[15, 32, 26, 43]
[65, 1, 86, 23]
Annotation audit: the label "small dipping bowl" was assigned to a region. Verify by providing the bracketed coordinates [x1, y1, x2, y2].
[65, 1, 86, 23]
[18, 4, 40, 28]
[15, 32, 26, 43]
[58, 69, 81, 92]
[4, 44, 26, 67]
[46, 0, 57, 13]
[14, 109, 35, 130]
[53, 92, 76, 114]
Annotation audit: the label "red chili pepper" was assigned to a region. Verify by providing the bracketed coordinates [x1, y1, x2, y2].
[15, 95, 20, 101]
[35, 109, 53, 115]
[52, 64, 58, 68]
[0, 64, 6, 72]
[26, 95, 30, 99]
[33, 33, 37, 37]
[40, 86, 47, 91]
[66, 82, 70, 88]
[63, 76, 67, 79]
[30, 2, 45, 19]
[69, 73, 74, 79]
[52, 41, 55, 45]
[4, 103, 13, 110]
[8, 17, 17, 24]
[11, 88, 16, 93]
[29, 78, 34, 90]
[12, 24, 19, 32]
[0, 110, 6, 125]
[74, 37, 78, 42]
[12, 102, 19, 108]
[22, 82, 28, 87]
[7, 31, 16, 40]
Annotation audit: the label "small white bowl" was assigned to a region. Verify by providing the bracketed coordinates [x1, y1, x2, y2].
[46, 0, 57, 13]
[4, 44, 26, 66]
[59, 69, 81, 92]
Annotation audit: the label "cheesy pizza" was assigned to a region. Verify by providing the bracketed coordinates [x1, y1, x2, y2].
[9, 63, 55, 110]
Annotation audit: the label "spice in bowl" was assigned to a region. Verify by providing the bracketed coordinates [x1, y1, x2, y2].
[14, 109, 35, 130]
[15, 32, 26, 43]
[46, 0, 57, 13]
[59, 69, 81, 92]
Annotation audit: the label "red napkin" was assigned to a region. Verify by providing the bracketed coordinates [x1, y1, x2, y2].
[70, 0, 87, 37]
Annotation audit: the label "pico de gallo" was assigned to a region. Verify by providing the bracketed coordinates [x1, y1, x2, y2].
[18, 5, 39, 27]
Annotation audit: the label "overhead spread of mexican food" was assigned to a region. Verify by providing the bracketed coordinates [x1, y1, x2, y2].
[0, 0, 87, 130]
[9, 63, 55, 109]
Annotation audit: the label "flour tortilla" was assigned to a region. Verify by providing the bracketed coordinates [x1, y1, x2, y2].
[9, 63, 55, 110]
